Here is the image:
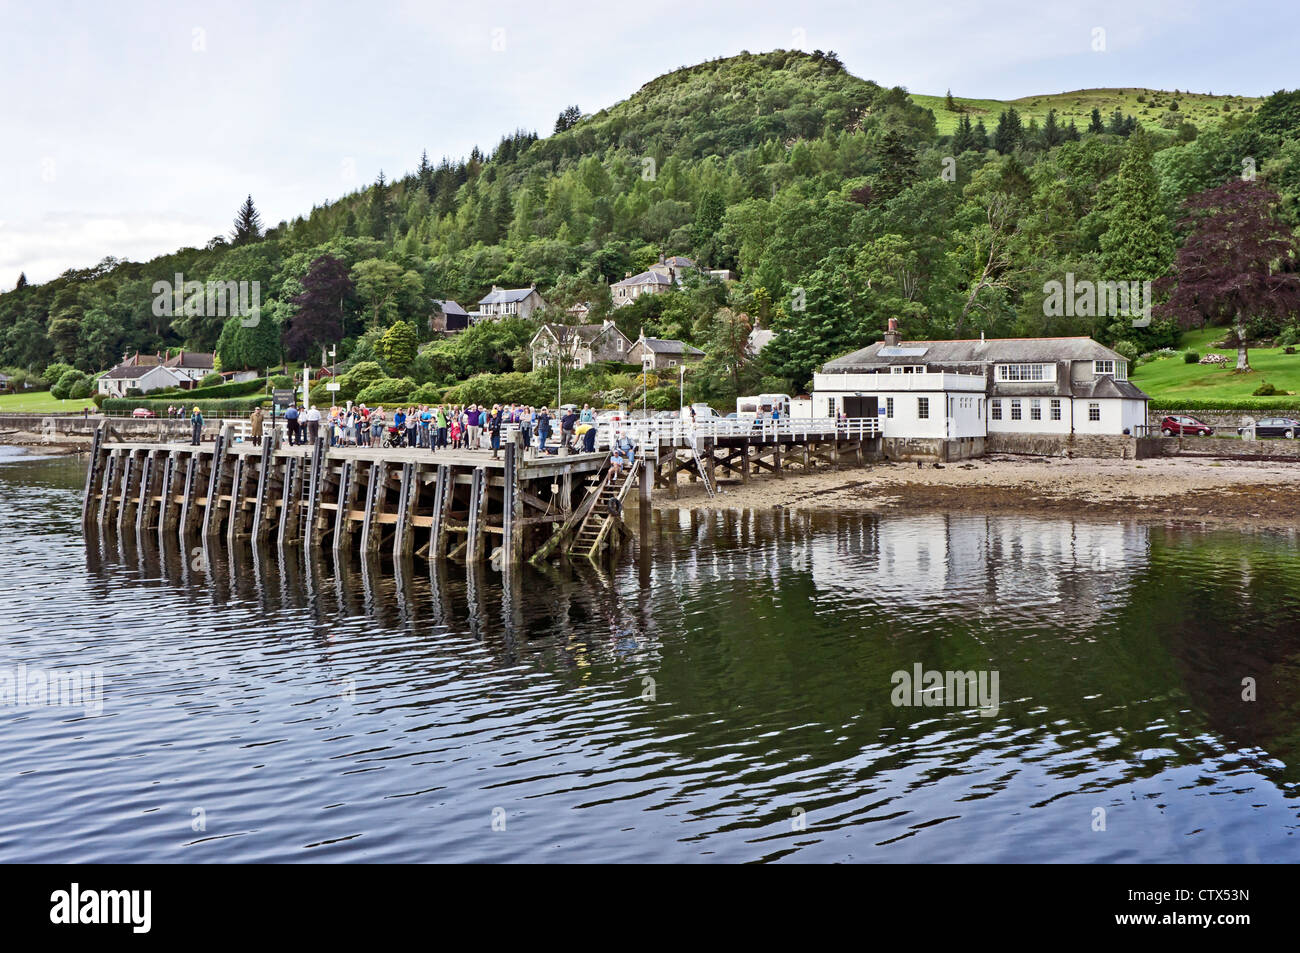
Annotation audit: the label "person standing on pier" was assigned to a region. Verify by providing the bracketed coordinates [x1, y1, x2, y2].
[306, 404, 321, 445]
[189, 406, 203, 445]
[436, 404, 448, 449]
[519, 406, 533, 451]
[371, 406, 385, 446]
[284, 404, 300, 445]
[489, 404, 503, 459]
[250, 406, 264, 442]
[536, 407, 552, 455]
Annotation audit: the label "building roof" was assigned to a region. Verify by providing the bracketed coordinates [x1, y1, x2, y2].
[613, 270, 674, 289]
[823, 336, 1127, 370]
[636, 336, 705, 356]
[103, 363, 183, 382]
[432, 299, 468, 317]
[534, 322, 628, 346]
[163, 351, 215, 370]
[1070, 376, 1149, 400]
[479, 286, 538, 305]
[661, 256, 695, 268]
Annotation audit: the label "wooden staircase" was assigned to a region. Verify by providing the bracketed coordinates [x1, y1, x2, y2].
[568, 462, 637, 562]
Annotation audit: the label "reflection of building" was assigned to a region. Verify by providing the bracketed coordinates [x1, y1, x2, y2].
[808, 514, 1150, 627]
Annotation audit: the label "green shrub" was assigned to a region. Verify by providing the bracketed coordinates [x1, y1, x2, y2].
[69, 378, 93, 400]
[51, 368, 89, 399]
[199, 372, 224, 388]
[355, 377, 417, 405]
[269, 374, 294, 389]
[41, 362, 77, 386]
[1183, 349, 1200, 364]
[411, 382, 446, 404]
[1253, 381, 1278, 396]
[1276, 327, 1300, 347]
[1150, 398, 1300, 412]
[442, 372, 550, 407]
[1112, 340, 1140, 365]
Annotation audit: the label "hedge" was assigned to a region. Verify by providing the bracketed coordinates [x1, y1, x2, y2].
[103, 396, 268, 415]
[1149, 398, 1300, 412]
[148, 378, 267, 400]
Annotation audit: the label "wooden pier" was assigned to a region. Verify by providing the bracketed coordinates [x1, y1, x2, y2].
[81, 422, 628, 571]
[80, 416, 881, 574]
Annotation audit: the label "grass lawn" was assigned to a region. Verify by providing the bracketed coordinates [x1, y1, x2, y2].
[1132, 327, 1300, 404]
[911, 88, 1259, 137]
[0, 390, 94, 413]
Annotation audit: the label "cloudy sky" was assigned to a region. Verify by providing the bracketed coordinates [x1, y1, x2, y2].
[2, 0, 1296, 284]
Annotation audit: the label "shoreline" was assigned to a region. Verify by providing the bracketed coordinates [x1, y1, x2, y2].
[649, 453, 1300, 527]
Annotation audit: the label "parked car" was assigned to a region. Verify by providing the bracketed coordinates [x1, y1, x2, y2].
[131, 407, 157, 418]
[1159, 414, 1213, 436]
[1239, 417, 1300, 439]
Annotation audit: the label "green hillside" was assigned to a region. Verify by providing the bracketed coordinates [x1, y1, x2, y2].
[2, 49, 1299, 409]
[912, 88, 1262, 136]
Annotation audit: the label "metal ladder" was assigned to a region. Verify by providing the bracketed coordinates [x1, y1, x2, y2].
[686, 434, 715, 498]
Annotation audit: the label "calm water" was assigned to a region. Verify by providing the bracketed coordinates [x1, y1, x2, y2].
[2, 445, 1299, 863]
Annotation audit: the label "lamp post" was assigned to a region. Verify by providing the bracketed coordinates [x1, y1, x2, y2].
[642, 354, 652, 419]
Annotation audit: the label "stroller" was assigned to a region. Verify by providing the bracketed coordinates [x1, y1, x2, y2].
[383, 426, 405, 449]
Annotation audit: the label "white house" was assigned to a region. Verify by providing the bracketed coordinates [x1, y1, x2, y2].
[813, 320, 1150, 439]
[98, 363, 186, 397]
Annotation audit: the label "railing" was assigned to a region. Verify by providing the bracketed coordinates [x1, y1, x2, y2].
[598, 416, 880, 446]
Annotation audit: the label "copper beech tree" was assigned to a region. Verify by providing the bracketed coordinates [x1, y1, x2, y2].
[1156, 179, 1300, 372]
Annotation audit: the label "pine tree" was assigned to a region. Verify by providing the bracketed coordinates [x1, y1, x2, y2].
[1089, 107, 1105, 135]
[992, 108, 1023, 154]
[971, 119, 989, 151]
[554, 105, 582, 133]
[368, 171, 391, 239]
[945, 89, 958, 112]
[1042, 108, 1063, 147]
[1099, 127, 1175, 285]
[952, 114, 974, 153]
[15, 272, 27, 290]
[231, 195, 263, 246]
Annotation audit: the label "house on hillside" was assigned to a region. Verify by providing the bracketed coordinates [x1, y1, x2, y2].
[430, 299, 470, 334]
[627, 334, 705, 370]
[812, 319, 1150, 442]
[0, 372, 12, 393]
[530, 321, 633, 370]
[474, 285, 547, 321]
[611, 254, 704, 307]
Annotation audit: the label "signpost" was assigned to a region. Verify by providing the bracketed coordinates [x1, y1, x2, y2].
[272, 388, 294, 425]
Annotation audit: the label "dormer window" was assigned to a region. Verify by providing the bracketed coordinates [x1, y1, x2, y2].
[997, 364, 1047, 381]
[1094, 360, 1115, 377]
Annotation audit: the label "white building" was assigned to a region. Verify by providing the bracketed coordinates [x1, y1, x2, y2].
[813, 321, 1150, 439]
[474, 285, 547, 321]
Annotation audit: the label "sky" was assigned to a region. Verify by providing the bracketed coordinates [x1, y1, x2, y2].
[2, 0, 1298, 284]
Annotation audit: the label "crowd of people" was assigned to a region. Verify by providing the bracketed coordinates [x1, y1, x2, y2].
[269, 402, 608, 459]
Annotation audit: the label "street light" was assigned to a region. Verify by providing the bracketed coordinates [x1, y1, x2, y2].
[642, 354, 652, 419]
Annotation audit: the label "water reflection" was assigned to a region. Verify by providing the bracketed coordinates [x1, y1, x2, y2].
[5, 449, 1300, 862]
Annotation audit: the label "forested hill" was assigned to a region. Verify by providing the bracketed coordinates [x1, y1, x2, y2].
[4, 48, 1299, 403]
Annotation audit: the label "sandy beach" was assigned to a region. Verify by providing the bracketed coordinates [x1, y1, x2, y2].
[651, 454, 1300, 525]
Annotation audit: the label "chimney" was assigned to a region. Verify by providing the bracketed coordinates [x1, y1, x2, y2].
[883, 317, 901, 348]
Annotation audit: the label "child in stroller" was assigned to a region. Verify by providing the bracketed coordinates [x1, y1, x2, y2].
[383, 425, 405, 448]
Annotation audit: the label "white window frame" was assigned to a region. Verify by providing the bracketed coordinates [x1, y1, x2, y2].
[885, 397, 894, 419]
[1050, 398, 1061, 421]
[917, 397, 929, 420]
[991, 400, 1002, 421]
[1094, 360, 1115, 377]
[1030, 399, 1042, 421]
[997, 364, 1047, 382]
[1088, 402, 1101, 422]
[1010, 399, 1022, 421]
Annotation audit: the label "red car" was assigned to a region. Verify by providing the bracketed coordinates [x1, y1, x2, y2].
[1159, 414, 1213, 436]
[131, 407, 157, 418]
